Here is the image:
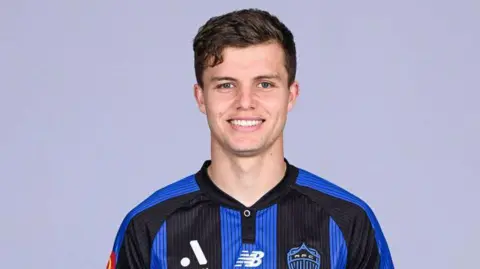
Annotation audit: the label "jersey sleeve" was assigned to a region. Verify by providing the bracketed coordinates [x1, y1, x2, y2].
[346, 207, 394, 269]
[107, 217, 152, 269]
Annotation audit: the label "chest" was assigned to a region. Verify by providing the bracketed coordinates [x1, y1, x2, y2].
[153, 204, 347, 269]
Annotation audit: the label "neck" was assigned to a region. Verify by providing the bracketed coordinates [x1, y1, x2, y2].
[208, 138, 287, 207]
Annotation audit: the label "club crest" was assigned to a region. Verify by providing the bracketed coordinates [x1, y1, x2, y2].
[287, 243, 321, 269]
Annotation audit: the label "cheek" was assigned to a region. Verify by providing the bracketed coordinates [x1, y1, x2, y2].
[205, 102, 228, 122]
[260, 94, 289, 114]
[206, 97, 233, 115]
[216, 111, 225, 120]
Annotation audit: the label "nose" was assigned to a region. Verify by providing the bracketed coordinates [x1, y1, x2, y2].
[236, 87, 255, 110]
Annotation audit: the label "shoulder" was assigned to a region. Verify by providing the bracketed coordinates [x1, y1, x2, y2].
[293, 167, 377, 220]
[292, 167, 394, 267]
[125, 174, 201, 223]
[111, 174, 202, 253]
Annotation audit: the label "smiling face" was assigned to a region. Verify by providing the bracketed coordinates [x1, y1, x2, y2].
[194, 42, 299, 157]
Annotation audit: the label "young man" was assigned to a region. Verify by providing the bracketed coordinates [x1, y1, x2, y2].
[106, 8, 394, 269]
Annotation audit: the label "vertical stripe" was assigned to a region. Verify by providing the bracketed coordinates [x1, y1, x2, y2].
[165, 204, 221, 268]
[296, 169, 394, 268]
[220, 206, 242, 269]
[255, 204, 277, 268]
[150, 221, 167, 269]
[329, 217, 347, 269]
[220, 206, 277, 268]
[277, 194, 331, 268]
[111, 175, 199, 263]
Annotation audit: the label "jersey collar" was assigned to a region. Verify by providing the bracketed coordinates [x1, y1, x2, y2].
[194, 158, 299, 210]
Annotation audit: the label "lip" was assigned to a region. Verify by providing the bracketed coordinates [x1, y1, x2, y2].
[227, 117, 265, 121]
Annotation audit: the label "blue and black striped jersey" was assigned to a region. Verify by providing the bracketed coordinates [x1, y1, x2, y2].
[107, 159, 394, 269]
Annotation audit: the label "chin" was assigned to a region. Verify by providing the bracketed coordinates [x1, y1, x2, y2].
[230, 148, 264, 157]
[227, 142, 266, 157]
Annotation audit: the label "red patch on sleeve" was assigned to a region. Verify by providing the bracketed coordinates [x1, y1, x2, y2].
[106, 251, 116, 269]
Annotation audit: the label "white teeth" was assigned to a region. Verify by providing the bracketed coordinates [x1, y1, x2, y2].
[230, 120, 263, 127]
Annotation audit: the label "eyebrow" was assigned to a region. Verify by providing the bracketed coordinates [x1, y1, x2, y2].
[255, 74, 282, 81]
[209, 73, 282, 82]
[210, 76, 238, 82]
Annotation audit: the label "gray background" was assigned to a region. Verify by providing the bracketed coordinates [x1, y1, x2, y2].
[1, 0, 479, 268]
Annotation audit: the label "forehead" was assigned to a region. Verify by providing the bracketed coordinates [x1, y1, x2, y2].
[203, 42, 287, 81]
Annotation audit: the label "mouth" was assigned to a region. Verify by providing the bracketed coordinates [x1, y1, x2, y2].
[228, 119, 265, 126]
[227, 118, 265, 131]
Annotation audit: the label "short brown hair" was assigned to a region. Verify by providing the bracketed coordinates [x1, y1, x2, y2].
[193, 8, 297, 87]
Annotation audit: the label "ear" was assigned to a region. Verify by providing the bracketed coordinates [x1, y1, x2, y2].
[287, 80, 300, 112]
[194, 84, 207, 114]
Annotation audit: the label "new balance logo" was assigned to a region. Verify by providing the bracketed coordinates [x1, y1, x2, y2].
[234, 250, 265, 267]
